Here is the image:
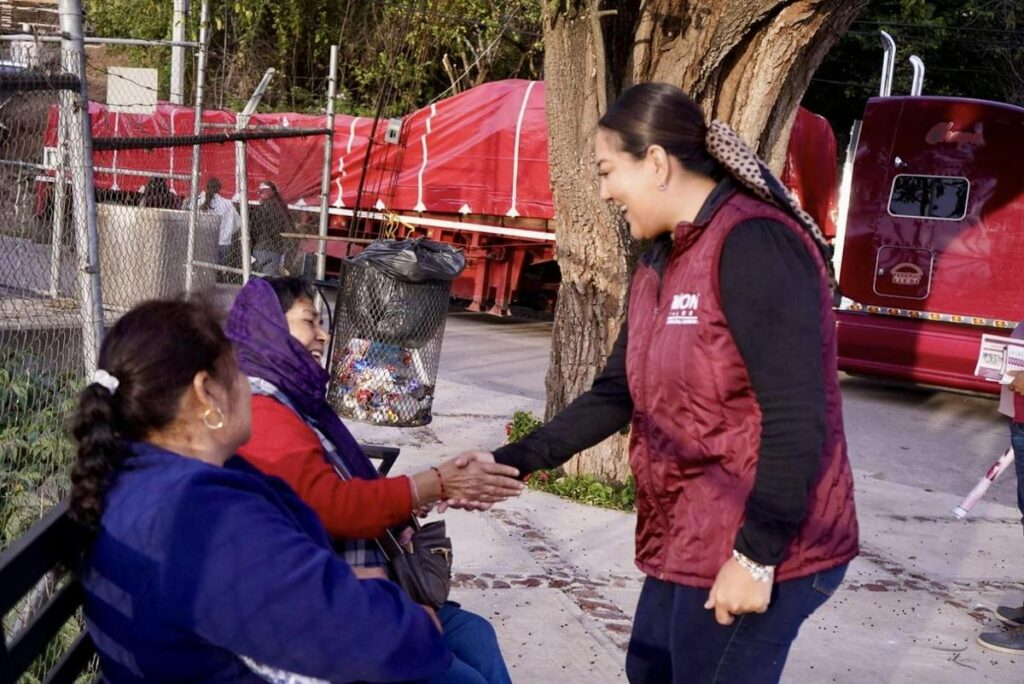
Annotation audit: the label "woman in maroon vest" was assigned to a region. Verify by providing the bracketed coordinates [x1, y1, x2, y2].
[488, 83, 859, 683]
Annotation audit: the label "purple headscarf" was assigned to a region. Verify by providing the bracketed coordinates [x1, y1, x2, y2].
[225, 278, 378, 480]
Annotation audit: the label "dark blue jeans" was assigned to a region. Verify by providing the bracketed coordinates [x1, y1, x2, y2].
[429, 602, 511, 684]
[626, 564, 848, 684]
[1010, 422, 1024, 529]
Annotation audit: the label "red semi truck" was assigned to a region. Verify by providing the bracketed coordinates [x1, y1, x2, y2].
[832, 38, 1024, 394]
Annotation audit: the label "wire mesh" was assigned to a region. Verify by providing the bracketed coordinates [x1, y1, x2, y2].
[328, 261, 451, 427]
[1, 37, 337, 556]
[0, 43, 91, 551]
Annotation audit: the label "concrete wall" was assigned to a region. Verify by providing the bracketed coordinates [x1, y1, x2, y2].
[96, 204, 219, 309]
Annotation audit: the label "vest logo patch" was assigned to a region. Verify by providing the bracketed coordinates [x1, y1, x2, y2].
[667, 292, 700, 325]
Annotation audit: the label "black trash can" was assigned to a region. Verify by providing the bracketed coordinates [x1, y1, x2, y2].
[327, 238, 466, 427]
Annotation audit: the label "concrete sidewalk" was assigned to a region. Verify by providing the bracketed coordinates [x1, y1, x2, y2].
[348, 358, 1024, 682]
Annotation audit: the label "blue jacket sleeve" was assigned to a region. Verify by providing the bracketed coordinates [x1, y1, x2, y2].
[161, 470, 451, 682]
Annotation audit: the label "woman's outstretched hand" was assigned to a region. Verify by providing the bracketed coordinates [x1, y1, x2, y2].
[434, 451, 522, 511]
[704, 556, 772, 626]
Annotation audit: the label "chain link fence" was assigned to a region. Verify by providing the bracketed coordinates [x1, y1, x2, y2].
[0, 31, 102, 680]
[0, 39, 96, 550]
[1, 32, 337, 560]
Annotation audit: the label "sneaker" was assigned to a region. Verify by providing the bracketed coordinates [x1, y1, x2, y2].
[994, 604, 1024, 628]
[977, 626, 1024, 655]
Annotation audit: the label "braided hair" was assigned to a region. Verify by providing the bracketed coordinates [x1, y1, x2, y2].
[69, 299, 235, 528]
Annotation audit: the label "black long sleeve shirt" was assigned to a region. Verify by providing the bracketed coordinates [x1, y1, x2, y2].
[493, 185, 826, 567]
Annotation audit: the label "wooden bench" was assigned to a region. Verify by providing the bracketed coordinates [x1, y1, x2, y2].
[0, 444, 400, 683]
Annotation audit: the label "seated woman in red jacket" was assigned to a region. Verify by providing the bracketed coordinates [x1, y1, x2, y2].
[228, 276, 519, 684]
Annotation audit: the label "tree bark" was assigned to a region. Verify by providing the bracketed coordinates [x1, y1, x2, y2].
[543, 0, 868, 481]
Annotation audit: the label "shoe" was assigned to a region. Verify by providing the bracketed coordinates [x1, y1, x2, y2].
[977, 626, 1024, 655]
[994, 603, 1024, 628]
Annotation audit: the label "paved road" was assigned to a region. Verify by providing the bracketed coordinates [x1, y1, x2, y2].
[436, 312, 1017, 507]
[347, 313, 1023, 683]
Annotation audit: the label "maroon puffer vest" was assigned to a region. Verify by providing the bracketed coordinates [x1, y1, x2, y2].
[626, 190, 858, 588]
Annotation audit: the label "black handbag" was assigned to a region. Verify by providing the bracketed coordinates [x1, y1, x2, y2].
[376, 518, 453, 610]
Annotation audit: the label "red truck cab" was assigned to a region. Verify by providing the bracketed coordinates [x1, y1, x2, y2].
[834, 95, 1024, 393]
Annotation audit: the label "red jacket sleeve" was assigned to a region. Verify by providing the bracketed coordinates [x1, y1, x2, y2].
[238, 396, 413, 539]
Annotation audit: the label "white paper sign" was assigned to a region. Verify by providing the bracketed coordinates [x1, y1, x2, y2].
[974, 334, 1024, 382]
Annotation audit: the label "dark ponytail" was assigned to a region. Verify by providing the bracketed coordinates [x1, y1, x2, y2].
[201, 177, 222, 211]
[598, 82, 722, 178]
[69, 384, 130, 528]
[68, 299, 235, 528]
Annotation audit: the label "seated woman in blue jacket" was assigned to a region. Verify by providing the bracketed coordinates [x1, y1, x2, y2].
[70, 297, 450, 683]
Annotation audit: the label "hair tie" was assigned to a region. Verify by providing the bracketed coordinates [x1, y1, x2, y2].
[92, 369, 120, 395]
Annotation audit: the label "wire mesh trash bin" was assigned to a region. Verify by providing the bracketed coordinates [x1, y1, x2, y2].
[327, 238, 466, 427]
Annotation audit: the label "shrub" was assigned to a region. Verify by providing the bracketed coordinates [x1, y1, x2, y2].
[1, 350, 80, 549]
[505, 409, 636, 512]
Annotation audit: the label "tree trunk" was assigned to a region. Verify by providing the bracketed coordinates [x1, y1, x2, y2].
[543, 0, 868, 481]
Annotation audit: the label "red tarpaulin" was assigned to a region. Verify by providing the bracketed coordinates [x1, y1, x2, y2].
[52, 79, 835, 233]
[57, 80, 553, 220]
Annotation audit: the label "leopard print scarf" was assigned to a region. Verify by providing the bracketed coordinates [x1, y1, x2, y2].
[705, 120, 837, 292]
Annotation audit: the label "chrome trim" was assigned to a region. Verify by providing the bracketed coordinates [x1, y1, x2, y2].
[909, 56, 925, 96]
[837, 299, 1017, 330]
[879, 31, 897, 97]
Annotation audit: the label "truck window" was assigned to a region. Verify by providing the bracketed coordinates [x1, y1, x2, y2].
[888, 174, 969, 220]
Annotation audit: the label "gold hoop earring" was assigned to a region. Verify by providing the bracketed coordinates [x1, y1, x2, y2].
[202, 407, 225, 430]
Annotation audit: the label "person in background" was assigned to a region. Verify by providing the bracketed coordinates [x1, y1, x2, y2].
[228, 276, 518, 684]
[139, 176, 179, 210]
[200, 177, 240, 266]
[977, 321, 1024, 655]
[474, 83, 859, 684]
[70, 297, 449, 682]
[250, 181, 292, 275]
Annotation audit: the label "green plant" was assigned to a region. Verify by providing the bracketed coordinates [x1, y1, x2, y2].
[505, 409, 543, 444]
[0, 351, 91, 680]
[505, 410, 636, 512]
[1, 351, 81, 549]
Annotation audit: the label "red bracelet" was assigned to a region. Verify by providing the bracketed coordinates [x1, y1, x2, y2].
[430, 466, 447, 500]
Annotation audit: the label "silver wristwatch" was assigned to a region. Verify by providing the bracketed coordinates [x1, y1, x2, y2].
[732, 549, 776, 583]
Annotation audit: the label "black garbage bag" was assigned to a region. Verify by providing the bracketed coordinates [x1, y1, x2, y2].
[347, 264, 450, 348]
[351, 238, 466, 283]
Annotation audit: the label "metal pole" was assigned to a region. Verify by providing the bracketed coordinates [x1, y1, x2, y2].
[48, 108, 68, 299]
[909, 55, 925, 96]
[58, 0, 104, 375]
[185, 0, 209, 293]
[170, 0, 189, 105]
[316, 45, 339, 287]
[879, 30, 896, 98]
[236, 68, 276, 283]
[0, 34, 200, 47]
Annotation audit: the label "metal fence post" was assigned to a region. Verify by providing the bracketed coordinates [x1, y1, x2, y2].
[170, 0, 189, 105]
[58, 0, 104, 375]
[48, 114, 67, 299]
[185, 0, 210, 293]
[316, 45, 339, 285]
[236, 68, 275, 283]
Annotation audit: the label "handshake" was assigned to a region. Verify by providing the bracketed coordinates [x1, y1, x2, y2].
[411, 451, 524, 514]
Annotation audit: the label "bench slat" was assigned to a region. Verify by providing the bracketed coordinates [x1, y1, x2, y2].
[43, 631, 96, 684]
[6, 580, 85, 678]
[0, 500, 86, 617]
